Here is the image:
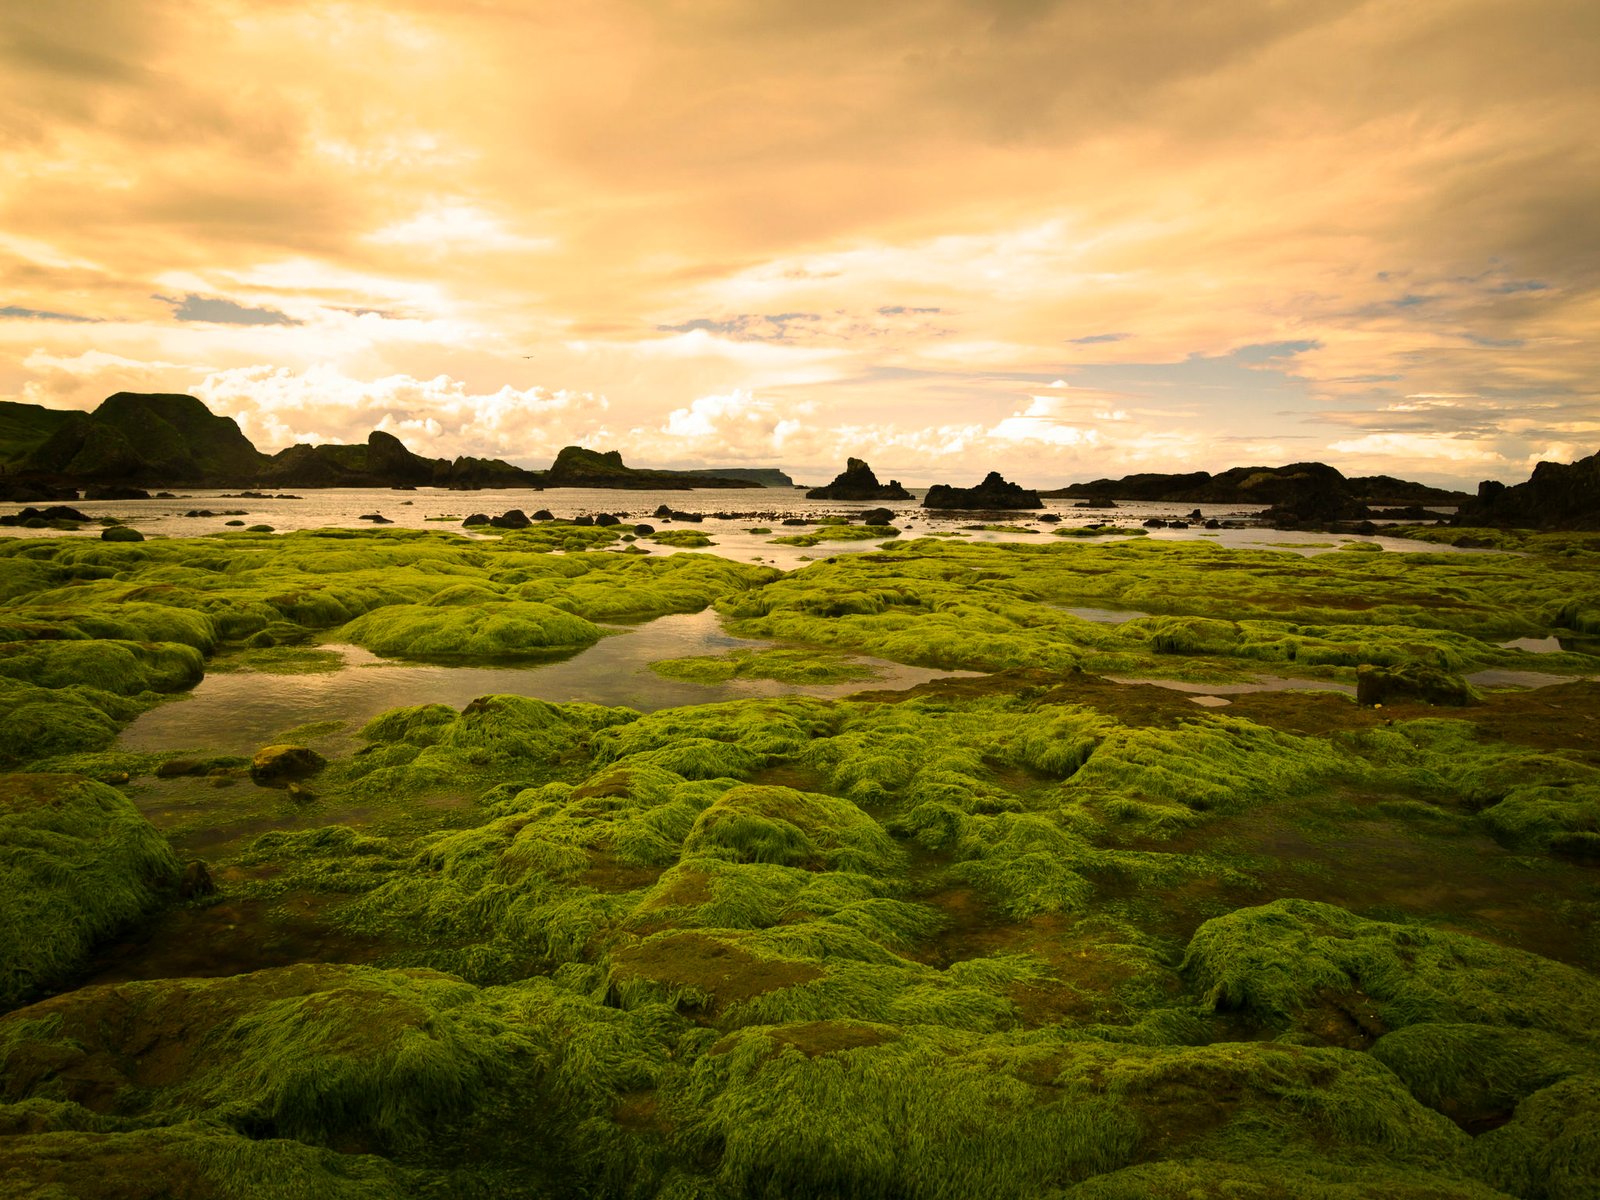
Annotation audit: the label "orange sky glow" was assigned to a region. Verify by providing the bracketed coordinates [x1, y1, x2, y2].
[2, 0, 1596, 487]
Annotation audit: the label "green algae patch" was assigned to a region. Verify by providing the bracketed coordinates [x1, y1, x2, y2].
[1471, 1074, 1600, 1199]
[768, 524, 899, 547]
[649, 529, 715, 548]
[206, 644, 346, 675]
[649, 647, 881, 686]
[339, 600, 602, 660]
[1051, 526, 1148, 538]
[0, 774, 181, 1009]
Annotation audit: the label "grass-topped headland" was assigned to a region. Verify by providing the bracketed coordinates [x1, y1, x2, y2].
[2, 525, 1598, 1196]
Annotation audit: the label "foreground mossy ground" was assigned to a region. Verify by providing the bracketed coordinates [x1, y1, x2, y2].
[1, 526, 1598, 1198]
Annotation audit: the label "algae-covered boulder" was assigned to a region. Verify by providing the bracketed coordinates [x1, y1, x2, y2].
[1356, 663, 1479, 707]
[0, 678, 135, 765]
[101, 526, 145, 542]
[1471, 1074, 1600, 1199]
[339, 600, 602, 660]
[0, 774, 181, 1009]
[249, 744, 326, 786]
[0, 964, 531, 1152]
[1181, 899, 1600, 1046]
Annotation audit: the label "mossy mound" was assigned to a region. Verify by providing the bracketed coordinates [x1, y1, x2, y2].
[1181, 899, 1600, 1044]
[0, 774, 181, 1009]
[339, 600, 603, 660]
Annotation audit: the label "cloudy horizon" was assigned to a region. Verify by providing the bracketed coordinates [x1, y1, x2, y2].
[3, 1, 1596, 489]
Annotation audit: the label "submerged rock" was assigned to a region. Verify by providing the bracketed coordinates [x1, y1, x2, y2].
[249, 744, 327, 786]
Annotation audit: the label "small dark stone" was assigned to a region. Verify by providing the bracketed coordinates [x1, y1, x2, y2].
[250, 744, 327, 787]
[462, 513, 490, 526]
[595, 513, 620, 526]
[1037, 513, 1062, 523]
[572, 515, 594, 526]
[1143, 518, 1166, 528]
[1204, 519, 1221, 529]
[178, 860, 216, 899]
[359, 512, 393, 523]
[531, 509, 555, 521]
[632, 523, 655, 535]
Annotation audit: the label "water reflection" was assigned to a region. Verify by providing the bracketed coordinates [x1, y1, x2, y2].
[120, 608, 972, 756]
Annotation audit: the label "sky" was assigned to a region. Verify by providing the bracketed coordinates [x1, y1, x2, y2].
[2, 0, 1596, 489]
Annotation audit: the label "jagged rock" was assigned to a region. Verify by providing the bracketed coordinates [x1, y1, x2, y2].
[249, 744, 326, 786]
[1455, 448, 1600, 530]
[806, 458, 912, 501]
[922, 472, 1043, 510]
[1355, 664, 1479, 708]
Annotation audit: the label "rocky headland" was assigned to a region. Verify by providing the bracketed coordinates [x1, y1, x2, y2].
[0, 393, 784, 497]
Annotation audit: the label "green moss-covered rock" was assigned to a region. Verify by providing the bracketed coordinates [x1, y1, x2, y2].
[339, 600, 602, 660]
[0, 774, 180, 1009]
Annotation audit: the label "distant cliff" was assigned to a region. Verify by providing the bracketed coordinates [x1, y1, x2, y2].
[0, 395, 786, 496]
[542, 446, 751, 490]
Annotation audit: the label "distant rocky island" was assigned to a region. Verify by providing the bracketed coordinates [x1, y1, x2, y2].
[1045, 464, 1471, 508]
[0, 393, 788, 499]
[805, 458, 911, 501]
[923, 471, 1042, 510]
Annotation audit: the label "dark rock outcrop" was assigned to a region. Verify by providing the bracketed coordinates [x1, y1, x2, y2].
[860, 507, 895, 526]
[1454, 449, 1600, 530]
[1355, 664, 1479, 708]
[1044, 464, 1469, 507]
[544, 446, 749, 490]
[806, 459, 912, 501]
[922, 471, 1042, 510]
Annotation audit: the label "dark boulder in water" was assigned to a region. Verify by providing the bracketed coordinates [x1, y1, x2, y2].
[249, 744, 327, 786]
[632, 523, 655, 535]
[859, 507, 895, 526]
[489, 510, 532, 529]
[359, 512, 392, 524]
[462, 513, 490, 526]
[178, 859, 216, 899]
[595, 513, 621, 526]
[806, 458, 912, 501]
[532, 509, 555, 521]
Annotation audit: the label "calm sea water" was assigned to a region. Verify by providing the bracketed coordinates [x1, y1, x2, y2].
[1, 484, 1469, 565]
